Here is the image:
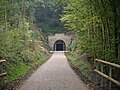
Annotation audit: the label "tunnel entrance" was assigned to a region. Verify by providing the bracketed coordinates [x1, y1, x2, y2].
[54, 40, 66, 51]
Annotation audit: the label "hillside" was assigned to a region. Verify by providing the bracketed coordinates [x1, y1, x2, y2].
[0, 0, 50, 88]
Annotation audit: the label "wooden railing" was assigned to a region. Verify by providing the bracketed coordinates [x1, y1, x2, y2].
[0, 60, 7, 77]
[94, 59, 120, 90]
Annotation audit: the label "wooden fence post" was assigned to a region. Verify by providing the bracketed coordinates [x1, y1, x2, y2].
[109, 66, 112, 90]
[94, 59, 120, 90]
[100, 63, 103, 87]
[0, 60, 7, 77]
[95, 61, 99, 85]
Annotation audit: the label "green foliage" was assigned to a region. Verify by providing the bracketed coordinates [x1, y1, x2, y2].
[34, 0, 66, 33]
[57, 0, 120, 64]
[0, 0, 50, 84]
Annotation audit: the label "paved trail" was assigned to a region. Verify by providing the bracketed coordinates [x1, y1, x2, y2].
[19, 52, 89, 90]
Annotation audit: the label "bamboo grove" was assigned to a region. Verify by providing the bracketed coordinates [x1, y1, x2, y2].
[57, 0, 120, 64]
[56, 0, 120, 84]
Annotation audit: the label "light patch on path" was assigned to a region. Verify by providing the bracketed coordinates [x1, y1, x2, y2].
[19, 52, 89, 90]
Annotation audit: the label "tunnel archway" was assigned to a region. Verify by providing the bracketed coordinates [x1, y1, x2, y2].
[54, 40, 66, 51]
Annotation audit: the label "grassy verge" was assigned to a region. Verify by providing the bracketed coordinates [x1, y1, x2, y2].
[1, 50, 50, 84]
[65, 53, 92, 78]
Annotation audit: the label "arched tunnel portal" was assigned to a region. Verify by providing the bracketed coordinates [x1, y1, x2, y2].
[54, 40, 66, 51]
[48, 34, 73, 51]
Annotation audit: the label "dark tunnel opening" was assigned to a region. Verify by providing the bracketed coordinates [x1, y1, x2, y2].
[54, 40, 66, 51]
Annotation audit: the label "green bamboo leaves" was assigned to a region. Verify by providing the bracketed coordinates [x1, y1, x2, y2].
[57, 0, 120, 64]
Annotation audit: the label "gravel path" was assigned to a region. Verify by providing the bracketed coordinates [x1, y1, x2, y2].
[19, 52, 89, 90]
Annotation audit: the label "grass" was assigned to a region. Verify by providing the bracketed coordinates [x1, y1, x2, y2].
[66, 53, 92, 77]
[2, 50, 49, 84]
[4, 62, 29, 83]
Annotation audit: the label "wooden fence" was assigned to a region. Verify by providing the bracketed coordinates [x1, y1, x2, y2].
[94, 59, 120, 90]
[0, 60, 7, 77]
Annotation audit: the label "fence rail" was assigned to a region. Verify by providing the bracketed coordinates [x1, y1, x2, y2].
[0, 60, 6, 63]
[0, 60, 7, 77]
[94, 59, 120, 90]
[0, 72, 7, 77]
[95, 59, 120, 68]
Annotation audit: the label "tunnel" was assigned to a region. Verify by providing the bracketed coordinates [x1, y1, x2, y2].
[54, 40, 66, 51]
